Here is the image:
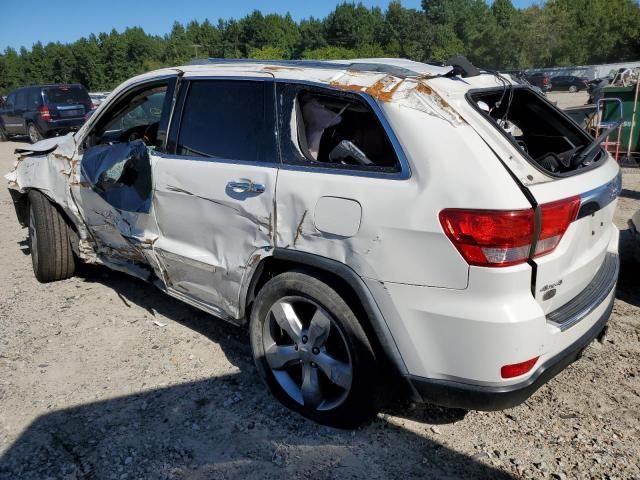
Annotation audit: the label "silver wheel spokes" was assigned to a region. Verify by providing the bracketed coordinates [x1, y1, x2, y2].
[264, 298, 352, 411]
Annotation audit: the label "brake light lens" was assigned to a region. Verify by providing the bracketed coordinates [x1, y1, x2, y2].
[439, 196, 580, 268]
[501, 356, 539, 378]
[534, 196, 580, 257]
[439, 209, 535, 267]
[38, 106, 51, 121]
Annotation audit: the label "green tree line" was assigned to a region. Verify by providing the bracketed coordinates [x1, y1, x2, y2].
[1, 0, 639, 94]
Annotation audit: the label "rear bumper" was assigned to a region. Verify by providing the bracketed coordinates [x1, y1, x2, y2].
[408, 293, 613, 410]
[37, 117, 84, 134]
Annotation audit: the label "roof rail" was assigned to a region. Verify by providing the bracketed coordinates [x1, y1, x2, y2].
[187, 58, 449, 78]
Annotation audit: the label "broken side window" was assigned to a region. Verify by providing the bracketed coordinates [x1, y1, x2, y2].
[81, 140, 152, 213]
[468, 87, 603, 175]
[85, 82, 172, 150]
[277, 84, 400, 173]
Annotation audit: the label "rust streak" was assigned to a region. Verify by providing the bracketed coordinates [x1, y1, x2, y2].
[416, 82, 433, 95]
[293, 210, 308, 247]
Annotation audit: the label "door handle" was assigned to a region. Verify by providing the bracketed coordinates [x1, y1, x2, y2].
[227, 180, 265, 194]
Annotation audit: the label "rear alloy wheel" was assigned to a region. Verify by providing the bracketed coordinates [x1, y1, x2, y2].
[28, 190, 75, 282]
[569, 85, 578, 93]
[27, 123, 43, 144]
[250, 271, 385, 428]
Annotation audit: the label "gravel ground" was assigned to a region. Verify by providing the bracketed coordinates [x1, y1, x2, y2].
[546, 91, 590, 110]
[0, 139, 638, 480]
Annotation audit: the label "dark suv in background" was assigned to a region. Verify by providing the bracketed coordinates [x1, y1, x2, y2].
[0, 84, 92, 143]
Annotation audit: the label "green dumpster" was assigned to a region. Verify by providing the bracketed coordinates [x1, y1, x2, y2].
[601, 84, 640, 160]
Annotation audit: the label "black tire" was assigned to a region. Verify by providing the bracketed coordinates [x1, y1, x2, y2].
[27, 122, 43, 144]
[250, 270, 385, 428]
[0, 125, 7, 142]
[28, 190, 75, 282]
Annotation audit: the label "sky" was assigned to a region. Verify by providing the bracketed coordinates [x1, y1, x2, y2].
[0, 0, 540, 52]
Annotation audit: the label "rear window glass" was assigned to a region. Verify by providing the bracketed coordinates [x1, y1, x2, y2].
[44, 86, 90, 105]
[176, 80, 276, 162]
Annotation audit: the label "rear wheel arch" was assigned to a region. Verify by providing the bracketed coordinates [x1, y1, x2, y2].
[243, 248, 408, 376]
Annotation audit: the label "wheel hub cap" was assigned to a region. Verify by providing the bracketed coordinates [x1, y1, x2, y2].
[263, 296, 353, 411]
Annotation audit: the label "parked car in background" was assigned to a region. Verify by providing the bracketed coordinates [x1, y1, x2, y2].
[524, 72, 551, 91]
[89, 92, 109, 109]
[6, 59, 620, 427]
[550, 75, 589, 92]
[507, 71, 546, 96]
[0, 84, 92, 143]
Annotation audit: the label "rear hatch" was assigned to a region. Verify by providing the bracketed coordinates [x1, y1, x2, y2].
[43, 85, 91, 121]
[461, 84, 620, 314]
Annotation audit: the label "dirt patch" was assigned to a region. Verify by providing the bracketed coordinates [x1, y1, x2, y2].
[0, 140, 638, 479]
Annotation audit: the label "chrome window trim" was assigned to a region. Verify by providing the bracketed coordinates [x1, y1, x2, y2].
[577, 170, 622, 219]
[274, 79, 412, 181]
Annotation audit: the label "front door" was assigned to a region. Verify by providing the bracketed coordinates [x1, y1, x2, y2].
[72, 77, 176, 276]
[152, 73, 278, 319]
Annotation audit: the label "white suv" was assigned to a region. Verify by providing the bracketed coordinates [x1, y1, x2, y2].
[6, 58, 620, 427]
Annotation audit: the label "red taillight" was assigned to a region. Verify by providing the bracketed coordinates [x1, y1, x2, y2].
[439, 209, 535, 267]
[543, 77, 549, 85]
[501, 356, 539, 378]
[38, 106, 51, 121]
[439, 196, 580, 268]
[534, 196, 580, 257]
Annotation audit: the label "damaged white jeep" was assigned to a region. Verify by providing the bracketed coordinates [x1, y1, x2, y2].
[6, 58, 621, 427]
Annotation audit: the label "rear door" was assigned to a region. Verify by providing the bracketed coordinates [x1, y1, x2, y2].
[152, 72, 278, 318]
[1, 92, 19, 133]
[9, 90, 28, 134]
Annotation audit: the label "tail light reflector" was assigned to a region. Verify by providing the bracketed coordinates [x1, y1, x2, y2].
[534, 196, 580, 257]
[439, 196, 580, 268]
[439, 209, 535, 267]
[501, 356, 539, 378]
[38, 106, 51, 121]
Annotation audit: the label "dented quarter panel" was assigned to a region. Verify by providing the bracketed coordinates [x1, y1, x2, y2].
[275, 100, 531, 288]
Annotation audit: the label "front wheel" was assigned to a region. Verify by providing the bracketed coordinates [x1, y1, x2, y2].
[250, 271, 385, 428]
[28, 190, 76, 282]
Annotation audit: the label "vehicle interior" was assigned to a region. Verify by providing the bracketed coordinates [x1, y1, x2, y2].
[296, 91, 399, 171]
[80, 83, 168, 213]
[469, 87, 600, 174]
[85, 84, 167, 149]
